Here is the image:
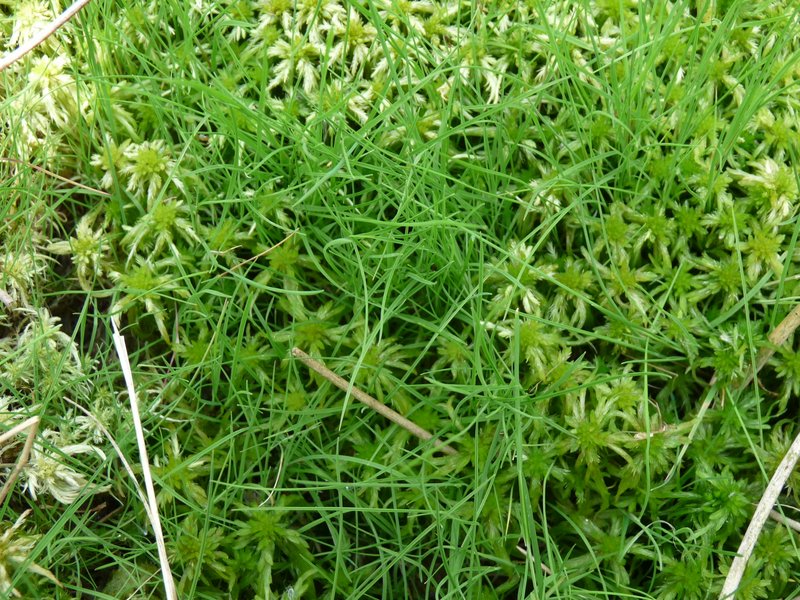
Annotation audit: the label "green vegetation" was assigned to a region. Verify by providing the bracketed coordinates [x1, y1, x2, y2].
[2, 0, 800, 597]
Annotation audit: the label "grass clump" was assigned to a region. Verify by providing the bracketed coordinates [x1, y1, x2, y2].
[2, 0, 800, 598]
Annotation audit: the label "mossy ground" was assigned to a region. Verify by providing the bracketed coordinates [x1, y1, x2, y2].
[2, 0, 800, 598]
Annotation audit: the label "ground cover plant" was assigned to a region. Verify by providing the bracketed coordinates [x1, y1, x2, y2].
[1, 0, 800, 597]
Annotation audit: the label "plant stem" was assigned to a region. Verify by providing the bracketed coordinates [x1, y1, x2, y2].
[291, 347, 458, 456]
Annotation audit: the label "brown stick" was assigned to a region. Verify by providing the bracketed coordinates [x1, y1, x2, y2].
[291, 347, 458, 456]
[739, 304, 800, 390]
[0, 158, 111, 196]
[214, 230, 297, 279]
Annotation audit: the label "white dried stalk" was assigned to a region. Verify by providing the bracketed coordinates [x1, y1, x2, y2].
[0, 0, 93, 72]
[720, 430, 800, 598]
[111, 319, 176, 600]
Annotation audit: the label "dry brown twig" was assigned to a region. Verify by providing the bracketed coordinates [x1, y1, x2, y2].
[213, 230, 297, 280]
[291, 347, 458, 456]
[719, 304, 800, 599]
[0, 158, 111, 197]
[741, 304, 800, 389]
[0, 416, 40, 505]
